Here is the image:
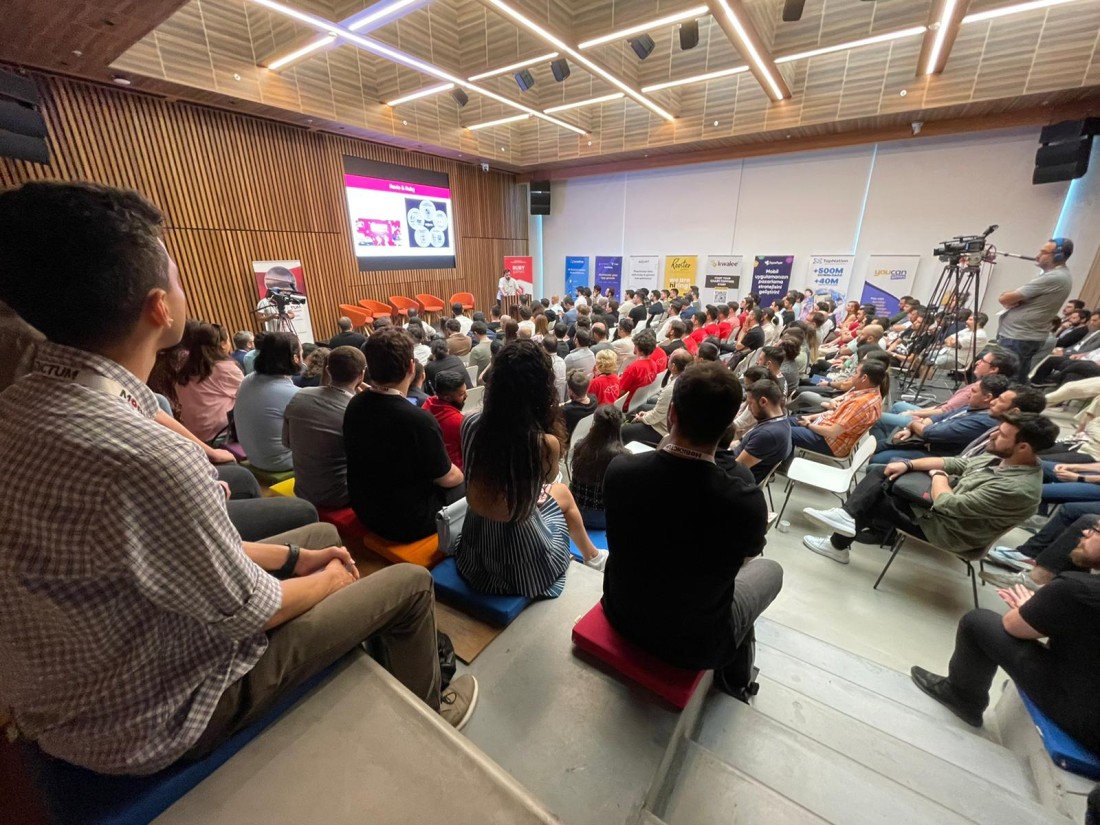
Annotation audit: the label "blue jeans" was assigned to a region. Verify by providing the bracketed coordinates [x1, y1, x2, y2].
[997, 337, 1043, 381]
[870, 448, 926, 465]
[1018, 502, 1100, 556]
[790, 422, 835, 456]
[870, 401, 921, 444]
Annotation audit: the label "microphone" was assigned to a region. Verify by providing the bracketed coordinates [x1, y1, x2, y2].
[998, 251, 1037, 261]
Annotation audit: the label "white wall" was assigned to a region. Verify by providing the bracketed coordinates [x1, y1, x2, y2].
[541, 127, 1099, 328]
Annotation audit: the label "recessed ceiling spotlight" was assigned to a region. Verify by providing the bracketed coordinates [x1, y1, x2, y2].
[402, 119, 408, 125]
[900, 89, 908, 97]
[111, 75, 132, 86]
[233, 73, 242, 81]
[713, 120, 719, 126]
[587, 140, 592, 146]
[500, 146, 506, 151]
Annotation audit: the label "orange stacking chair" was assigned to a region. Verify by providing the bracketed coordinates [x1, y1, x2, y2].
[450, 292, 475, 312]
[389, 295, 420, 319]
[415, 293, 445, 323]
[339, 304, 373, 328]
[357, 299, 392, 320]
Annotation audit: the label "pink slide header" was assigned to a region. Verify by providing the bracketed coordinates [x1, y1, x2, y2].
[344, 174, 452, 201]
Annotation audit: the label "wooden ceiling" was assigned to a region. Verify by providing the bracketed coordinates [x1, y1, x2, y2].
[5, 0, 1100, 173]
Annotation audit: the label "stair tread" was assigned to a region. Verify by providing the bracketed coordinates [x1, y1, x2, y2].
[663, 742, 829, 825]
[698, 685, 1068, 823]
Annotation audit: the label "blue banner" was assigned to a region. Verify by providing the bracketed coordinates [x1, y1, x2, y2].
[860, 282, 899, 319]
[594, 256, 623, 300]
[565, 256, 589, 297]
[751, 255, 794, 309]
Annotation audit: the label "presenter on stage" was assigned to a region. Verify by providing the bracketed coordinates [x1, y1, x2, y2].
[996, 238, 1074, 381]
[498, 268, 518, 302]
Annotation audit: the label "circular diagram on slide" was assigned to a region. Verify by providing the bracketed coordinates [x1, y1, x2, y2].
[405, 197, 451, 249]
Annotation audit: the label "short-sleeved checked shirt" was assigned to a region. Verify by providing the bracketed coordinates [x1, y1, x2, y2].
[814, 387, 883, 457]
[0, 343, 281, 775]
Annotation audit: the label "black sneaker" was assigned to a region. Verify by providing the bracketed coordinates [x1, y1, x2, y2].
[910, 666, 984, 727]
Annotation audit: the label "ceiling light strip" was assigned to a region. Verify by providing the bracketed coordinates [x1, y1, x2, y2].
[641, 65, 749, 92]
[467, 114, 531, 130]
[468, 52, 559, 81]
[711, 0, 785, 100]
[924, 0, 960, 75]
[577, 5, 709, 50]
[386, 83, 455, 106]
[249, 0, 587, 135]
[543, 92, 625, 113]
[775, 25, 927, 64]
[347, 0, 420, 31]
[485, 0, 675, 121]
[962, 0, 1078, 24]
[266, 34, 337, 70]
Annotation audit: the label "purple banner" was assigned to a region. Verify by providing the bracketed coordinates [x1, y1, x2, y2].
[594, 256, 623, 300]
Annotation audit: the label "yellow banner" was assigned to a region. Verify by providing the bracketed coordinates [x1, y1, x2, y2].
[663, 255, 698, 292]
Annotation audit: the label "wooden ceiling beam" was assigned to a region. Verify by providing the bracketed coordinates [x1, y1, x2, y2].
[918, 0, 973, 77]
[706, 0, 790, 101]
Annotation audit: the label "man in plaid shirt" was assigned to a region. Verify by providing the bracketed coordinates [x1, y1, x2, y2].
[0, 183, 477, 776]
[788, 360, 886, 458]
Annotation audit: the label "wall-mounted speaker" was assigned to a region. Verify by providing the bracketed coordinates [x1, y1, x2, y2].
[1033, 118, 1099, 184]
[450, 88, 469, 107]
[551, 58, 570, 82]
[629, 34, 656, 60]
[514, 69, 536, 92]
[679, 20, 699, 51]
[0, 68, 48, 165]
[530, 179, 551, 216]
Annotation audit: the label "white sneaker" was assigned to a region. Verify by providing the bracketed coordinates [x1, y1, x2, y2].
[584, 549, 609, 572]
[803, 506, 857, 537]
[979, 568, 1040, 591]
[987, 547, 1035, 572]
[803, 535, 850, 564]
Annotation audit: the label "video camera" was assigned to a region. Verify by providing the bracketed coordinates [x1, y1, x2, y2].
[267, 287, 304, 314]
[934, 225, 998, 264]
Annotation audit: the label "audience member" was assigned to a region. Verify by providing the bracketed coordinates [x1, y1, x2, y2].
[445, 318, 472, 356]
[981, 512, 1099, 591]
[174, 322, 243, 443]
[404, 307, 436, 337]
[423, 370, 468, 471]
[569, 405, 628, 531]
[407, 361, 429, 407]
[1030, 309, 1100, 385]
[451, 301, 472, 335]
[611, 318, 636, 367]
[345, 327, 463, 542]
[697, 341, 720, 362]
[997, 238, 1075, 380]
[733, 379, 793, 484]
[282, 345, 365, 508]
[563, 369, 598, 438]
[541, 335, 568, 401]
[234, 331, 302, 471]
[789, 361, 885, 458]
[621, 348, 692, 447]
[230, 329, 254, 372]
[0, 182, 476, 776]
[328, 316, 367, 350]
[564, 327, 596, 376]
[802, 413, 1057, 564]
[603, 362, 781, 698]
[469, 321, 493, 383]
[294, 345, 330, 388]
[618, 328, 660, 409]
[425, 337, 473, 394]
[457, 341, 607, 597]
[408, 321, 432, 365]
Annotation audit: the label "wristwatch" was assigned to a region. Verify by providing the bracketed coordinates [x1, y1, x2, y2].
[276, 543, 300, 579]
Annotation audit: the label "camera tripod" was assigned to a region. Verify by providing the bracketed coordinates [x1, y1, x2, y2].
[895, 253, 993, 403]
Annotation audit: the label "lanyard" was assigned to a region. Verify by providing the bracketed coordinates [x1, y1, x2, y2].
[661, 443, 716, 464]
[34, 359, 143, 413]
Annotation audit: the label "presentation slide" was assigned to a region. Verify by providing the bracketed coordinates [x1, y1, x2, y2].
[342, 156, 457, 271]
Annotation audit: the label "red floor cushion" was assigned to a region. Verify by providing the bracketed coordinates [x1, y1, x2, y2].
[317, 507, 368, 541]
[572, 602, 706, 709]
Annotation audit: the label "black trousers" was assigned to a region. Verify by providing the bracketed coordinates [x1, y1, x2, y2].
[217, 464, 319, 542]
[1057, 360, 1100, 386]
[1029, 515, 1094, 575]
[1031, 355, 1069, 384]
[1039, 443, 1091, 465]
[621, 421, 662, 447]
[833, 466, 926, 549]
[947, 609, 1100, 753]
[1020, 504, 1100, 558]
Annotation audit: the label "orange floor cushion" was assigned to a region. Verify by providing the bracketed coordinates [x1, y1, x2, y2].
[361, 529, 442, 568]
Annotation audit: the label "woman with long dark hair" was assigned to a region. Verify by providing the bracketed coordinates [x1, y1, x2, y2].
[569, 405, 628, 530]
[456, 341, 607, 598]
[174, 322, 243, 443]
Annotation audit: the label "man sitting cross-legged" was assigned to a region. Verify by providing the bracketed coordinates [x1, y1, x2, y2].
[802, 413, 1058, 565]
[603, 362, 783, 698]
[0, 182, 477, 778]
[910, 524, 1100, 754]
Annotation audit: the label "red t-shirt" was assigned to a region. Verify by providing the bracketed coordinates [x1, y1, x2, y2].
[717, 321, 732, 340]
[649, 347, 668, 372]
[589, 373, 621, 405]
[704, 323, 721, 337]
[619, 358, 659, 408]
[423, 396, 464, 470]
[683, 336, 699, 355]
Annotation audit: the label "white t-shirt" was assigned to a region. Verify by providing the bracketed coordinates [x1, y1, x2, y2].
[499, 276, 518, 298]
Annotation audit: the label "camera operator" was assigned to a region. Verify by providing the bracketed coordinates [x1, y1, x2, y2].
[256, 265, 300, 331]
[996, 238, 1074, 381]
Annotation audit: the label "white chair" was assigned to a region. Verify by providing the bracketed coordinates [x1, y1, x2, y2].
[874, 528, 1009, 609]
[625, 370, 667, 414]
[466, 364, 478, 385]
[459, 353, 471, 366]
[563, 413, 597, 484]
[773, 434, 876, 523]
[464, 385, 485, 414]
[793, 431, 874, 469]
[612, 394, 628, 412]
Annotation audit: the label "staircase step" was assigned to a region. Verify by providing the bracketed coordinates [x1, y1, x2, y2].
[699, 686, 1067, 823]
[753, 643, 1039, 798]
[662, 741, 828, 824]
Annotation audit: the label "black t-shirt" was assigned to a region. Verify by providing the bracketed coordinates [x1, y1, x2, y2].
[564, 395, 597, 438]
[425, 354, 473, 394]
[741, 326, 765, 351]
[600, 312, 619, 330]
[328, 331, 367, 350]
[344, 392, 451, 542]
[659, 338, 686, 357]
[629, 304, 648, 326]
[602, 451, 768, 669]
[735, 416, 793, 483]
[1018, 572, 1100, 748]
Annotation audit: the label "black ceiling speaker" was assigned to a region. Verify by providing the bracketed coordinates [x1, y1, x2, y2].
[1033, 118, 1099, 184]
[450, 88, 469, 107]
[551, 58, 570, 82]
[782, 0, 807, 22]
[514, 69, 536, 92]
[629, 34, 656, 60]
[530, 180, 551, 216]
[0, 67, 48, 164]
[679, 20, 700, 51]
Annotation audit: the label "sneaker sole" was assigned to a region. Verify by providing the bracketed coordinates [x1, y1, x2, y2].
[802, 508, 857, 538]
[802, 536, 849, 564]
[451, 677, 479, 732]
[986, 555, 1033, 572]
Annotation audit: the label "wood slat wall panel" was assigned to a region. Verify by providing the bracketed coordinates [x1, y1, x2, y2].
[0, 75, 528, 338]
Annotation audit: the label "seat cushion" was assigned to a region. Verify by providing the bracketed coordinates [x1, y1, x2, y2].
[269, 478, 296, 497]
[431, 558, 531, 626]
[571, 602, 706, 709]
[241, 462, 294, 487]
[21, 663, 339, 825]
[317, 507, 367, 541]
[362, 529, 442, 568]
[1020, 692, 1100, 779]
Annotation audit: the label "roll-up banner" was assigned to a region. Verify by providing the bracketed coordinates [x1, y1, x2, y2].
[663, 255, 698, 293]
[807, 254, 855, 307]
[702, 255, 743, 306]
[751, 255, 794, 308]
[861, 255, 920, 318]
[627, 255, 660, 293]
[565, 256, 589, 296]
[594, 256, 623, 299]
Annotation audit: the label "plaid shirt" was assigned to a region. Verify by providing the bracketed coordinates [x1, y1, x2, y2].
[0, 343, 281, 775]
[813, 387, 883, 457]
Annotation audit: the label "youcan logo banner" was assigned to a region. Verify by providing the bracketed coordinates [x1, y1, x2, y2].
[703, 255, 743, 306]
[663, 255, 698, 293]
[808, 255, 855, 306]
[751, 255, 794, 308]
[860, 254, 920, 318]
